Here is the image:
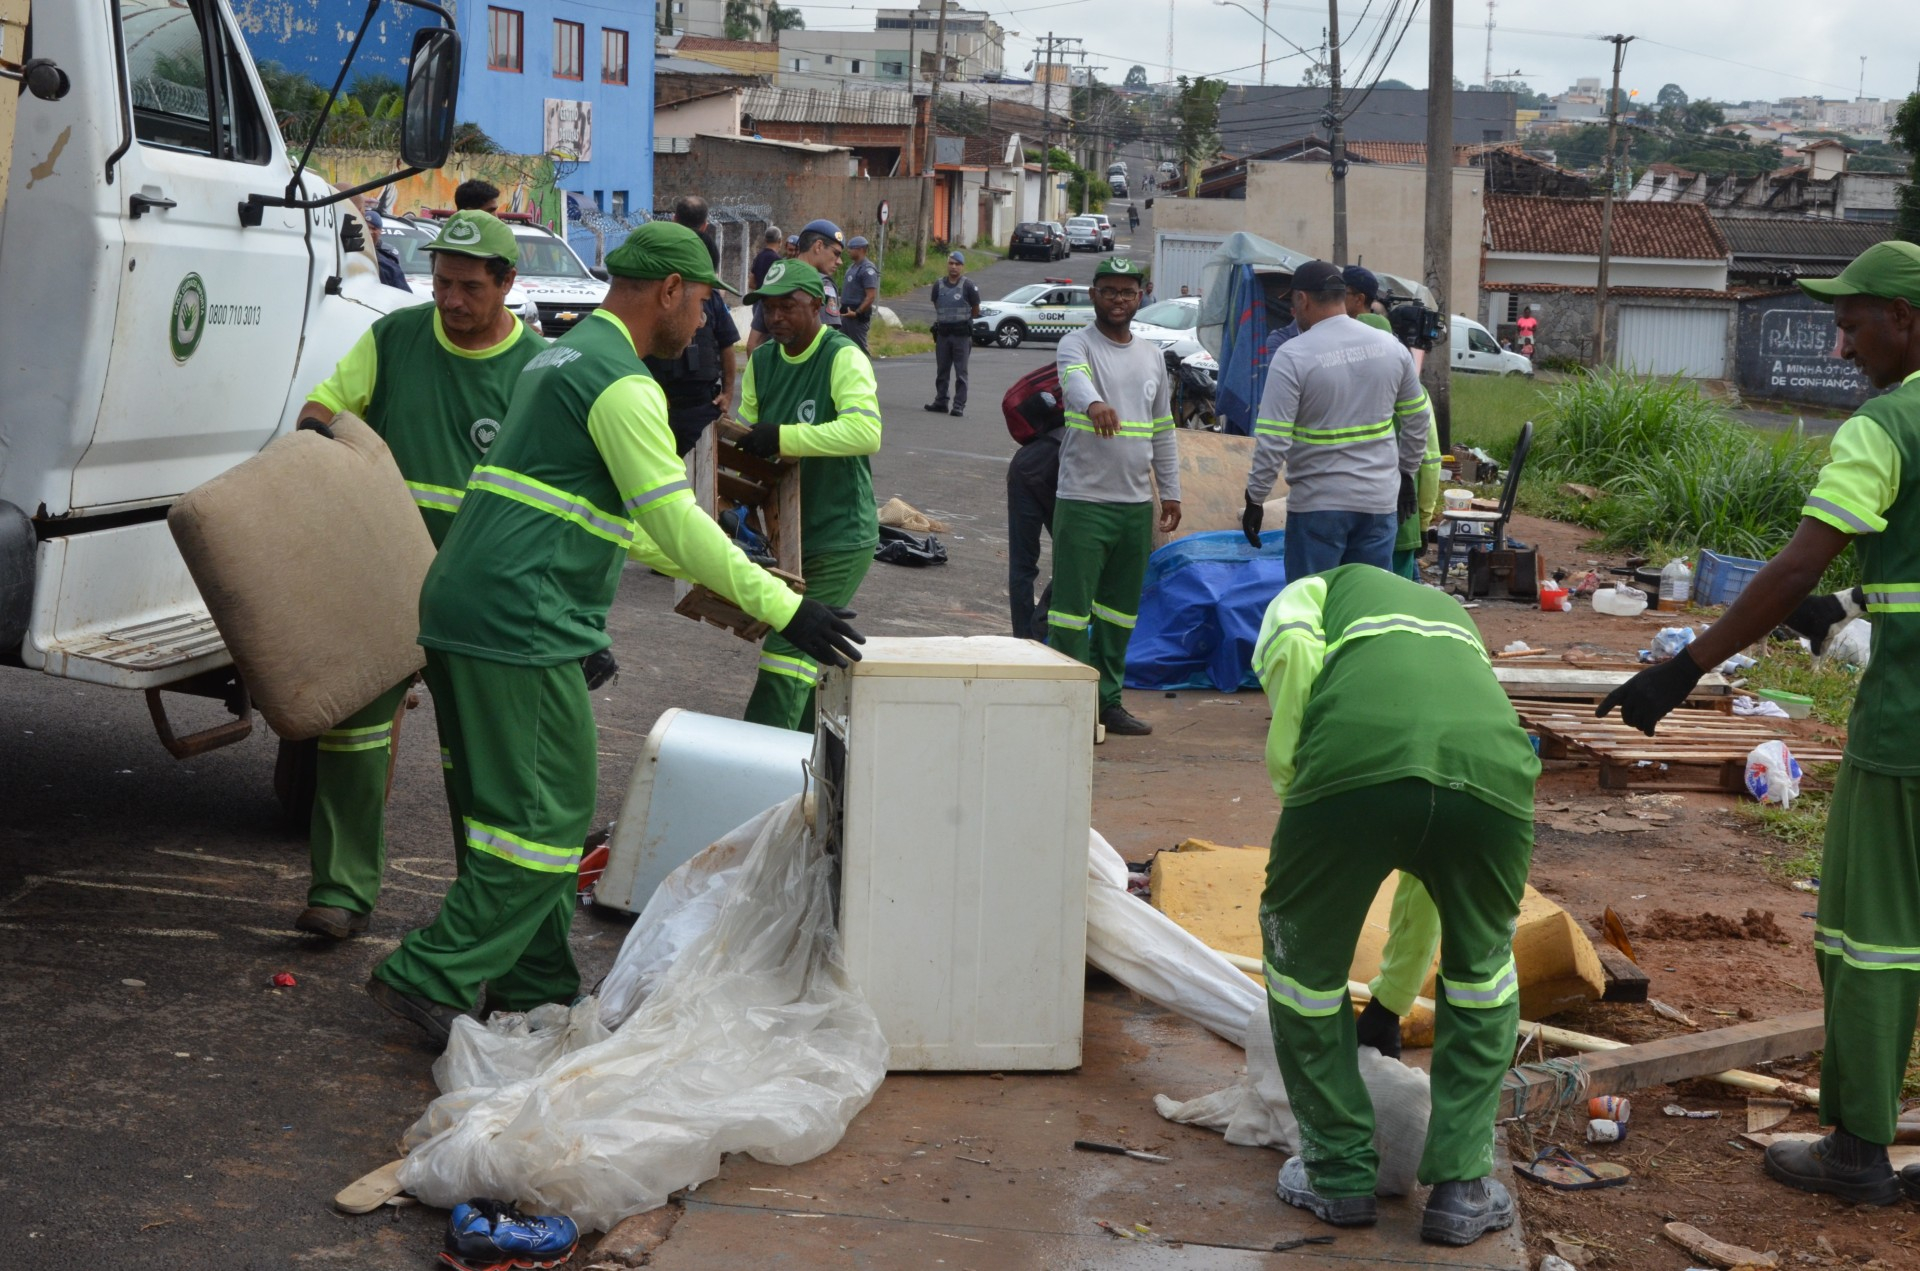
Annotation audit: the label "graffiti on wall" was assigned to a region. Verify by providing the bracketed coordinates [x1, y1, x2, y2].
[306, 150, 567, 235]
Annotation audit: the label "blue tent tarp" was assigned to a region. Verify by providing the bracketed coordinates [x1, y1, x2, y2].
[1123, 530, 1288, 693]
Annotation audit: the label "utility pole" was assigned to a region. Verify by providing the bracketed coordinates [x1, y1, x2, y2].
[1327, 0, 1347, 264]
[932, 0, 949, 243]
[1591, 33, 1633, 367]
[1039, 32, 1055, 225]
[1421, 0, 1454, 453]
[910, 15, 925, 265]
[1260, 0, 1271, 87]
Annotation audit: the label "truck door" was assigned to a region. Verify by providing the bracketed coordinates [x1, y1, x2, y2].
[72, 0, 310, 511]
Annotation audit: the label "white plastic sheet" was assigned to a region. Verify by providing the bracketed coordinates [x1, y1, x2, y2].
[396, 797, 888, 1231]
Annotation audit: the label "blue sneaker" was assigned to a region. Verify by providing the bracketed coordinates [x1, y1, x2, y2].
[440, 1198, 579, 1270]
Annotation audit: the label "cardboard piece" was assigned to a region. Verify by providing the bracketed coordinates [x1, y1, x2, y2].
[1152, 430, 1287, 550]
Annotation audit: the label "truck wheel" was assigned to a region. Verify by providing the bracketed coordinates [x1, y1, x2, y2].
[995, 320, 1026, 349]
[275, 737, 318, 828]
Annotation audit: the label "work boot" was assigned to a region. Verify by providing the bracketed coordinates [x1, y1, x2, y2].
[1421, 1177, 1515, 1246]
[1275, 1155, 1377, 1227]
[923, 400, 949, 413]
[1354, 997, 1402, 1059]
[1100, 705, 1152, 737]
[1901, 1162, 1920, 1203]
[366, 975, 464, 1050]
[1764, 1127, 1902, 1205]
[950, 406, 965, 417]
[295, 905, 368, 940]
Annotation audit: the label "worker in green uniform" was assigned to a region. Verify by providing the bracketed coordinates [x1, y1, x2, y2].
[366, 222, 864, 1046]
[1256, 565, 1538, 1246]
[291, 211, 542, 941]
[1601, 240, 1920, 1206]
[733, 259, 882, 732]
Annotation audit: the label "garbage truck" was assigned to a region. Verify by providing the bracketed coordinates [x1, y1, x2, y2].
[0, 1, 460, 766]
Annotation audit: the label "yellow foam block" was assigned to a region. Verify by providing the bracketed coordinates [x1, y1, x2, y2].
[1148, 850, 1605, 1024]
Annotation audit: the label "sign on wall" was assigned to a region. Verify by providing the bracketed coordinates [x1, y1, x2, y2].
[544, 99, 593, 161]
[1736, 294, 1872, 410]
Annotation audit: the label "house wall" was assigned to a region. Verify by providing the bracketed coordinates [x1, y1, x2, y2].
[308, 149, 564, 228]
[1734, 291, 1873, 409]
[656, 92, 742, 140]
[1490, 287, 1739, 375]
[1485, 254, 1729, 290]
[653, 136, 923, 256]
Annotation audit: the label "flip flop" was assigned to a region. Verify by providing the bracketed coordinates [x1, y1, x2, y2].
[335, 1158, 408, 1213]
[1514, 1145, 1631, 1191]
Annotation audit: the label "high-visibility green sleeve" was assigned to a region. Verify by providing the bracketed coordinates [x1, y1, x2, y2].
[586, 375, 802, 629]
[738, 356, 760, 425]
[306, 328, 378, 417]
[1417, 420, 1443, 522]
[1368, 873, 1441, 1016]
[1803, 414, 1899, 535]
[1254, 575, 1329, 799]
[779, 345, 883, 458]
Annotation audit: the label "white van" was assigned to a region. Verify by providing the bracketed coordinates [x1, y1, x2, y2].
[1450, 314, 1534, 376]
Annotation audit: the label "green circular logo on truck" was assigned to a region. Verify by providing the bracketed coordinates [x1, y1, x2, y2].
[171, 272, 207, 363]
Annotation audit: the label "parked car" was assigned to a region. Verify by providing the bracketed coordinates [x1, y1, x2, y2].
[1130, 296, 1203, 359]
[386, 217, 545, 333]
[972, 280, 1095, 348]
[1091, 213, 1115, 250]
[1064, 216, 1104, 252]
[1111, 178, 1129, 198]
[1009, 221, 1068, 262]
[1450, 314, 1534, 376]
[406, 211, 611, 336]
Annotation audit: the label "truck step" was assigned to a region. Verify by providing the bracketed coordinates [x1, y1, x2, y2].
[41, 610, 228, 684]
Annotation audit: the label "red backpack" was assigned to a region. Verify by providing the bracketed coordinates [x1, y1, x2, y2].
[1002, 361, 1066, 445]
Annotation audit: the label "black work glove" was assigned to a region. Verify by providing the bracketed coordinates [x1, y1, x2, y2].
[1355, 997, 1402, 1059]
[581, 647, 619, 691]
[1596, 647, 1706, 736]
[340, 217, 366, 255]
[1241, 494, 1264, 549]
[779, 600, 865, 670]
[296, 416, 336, 440]
[1397, 472, 1418, 524]
[739, 420, 783, 459]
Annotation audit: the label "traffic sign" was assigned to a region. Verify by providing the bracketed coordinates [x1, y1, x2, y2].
[877, 199, 891, 225]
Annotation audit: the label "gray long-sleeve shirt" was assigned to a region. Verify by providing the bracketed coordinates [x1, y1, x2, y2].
[1055, 326, 1181, 505]
[1246, 313, 1432, 514]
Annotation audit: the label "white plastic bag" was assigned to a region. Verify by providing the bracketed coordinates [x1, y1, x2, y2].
[1650, 626, 1696, 659]
[396, 797, 888, 1231]
[1745, 740, 1803, 808]
[1824, 617, 1872, 669]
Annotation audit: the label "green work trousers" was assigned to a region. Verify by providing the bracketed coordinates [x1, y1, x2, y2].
[1046, 498, 1154, 711]
[1261, 777, 1532, 1197]
[1814, 761, 1920, 1145]
[743, 547, 873, 733]
[306, 678, 413, 915]
[373, 650, 596, 1014]
[1391, 548, 1422, 582]
[1369, 873, 1442, 1017]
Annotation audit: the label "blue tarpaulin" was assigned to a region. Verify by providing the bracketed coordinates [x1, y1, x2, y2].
[1216, 264, 1267, 437]
[1123, 530, 1289, 693]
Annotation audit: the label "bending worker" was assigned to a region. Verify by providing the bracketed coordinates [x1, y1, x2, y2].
[735, 259, 883, 731]
[1256, 565, 1536, 1247]
[1601, 240, 1920, 1206]
[293, 210, 543, 941]
[367, 222, 864, 1045]
[1242, 260, 1431, 579]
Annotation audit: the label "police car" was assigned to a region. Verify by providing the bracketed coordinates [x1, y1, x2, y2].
[385, 217, 546, 333]
[971, 279, 1094, 348]
[404, 211, 612, 336]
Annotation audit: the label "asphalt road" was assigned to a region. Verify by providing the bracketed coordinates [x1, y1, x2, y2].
[0, 328, 1100, 1269]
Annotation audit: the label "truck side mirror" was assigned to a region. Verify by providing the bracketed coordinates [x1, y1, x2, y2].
[400, 28, 460, 170]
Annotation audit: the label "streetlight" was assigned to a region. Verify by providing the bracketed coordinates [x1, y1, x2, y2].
[1212, 0, 1319, 87]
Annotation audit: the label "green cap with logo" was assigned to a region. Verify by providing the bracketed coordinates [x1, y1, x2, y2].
[604, 221, 735, 292]
[1799, 240, 1920, 305]
[1094, 256, 1147, 281]
[421, 210, 520, 265]
[743, 258, 826, 302]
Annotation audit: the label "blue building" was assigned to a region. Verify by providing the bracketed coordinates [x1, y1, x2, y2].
[234, 0, 654, 221]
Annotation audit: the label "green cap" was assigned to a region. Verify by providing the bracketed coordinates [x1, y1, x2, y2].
[1799, 240, 1920, 305]
[1094, 256, 1148, 281]
[743, 258, 826, 302]
[604, 221, 735, 292]
[421, 210, 519, 264]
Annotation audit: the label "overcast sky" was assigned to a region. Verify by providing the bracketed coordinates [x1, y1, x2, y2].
[785, 1, 1920, 105]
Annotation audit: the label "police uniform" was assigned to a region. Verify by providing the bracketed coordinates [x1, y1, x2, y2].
[839, 239, 880, 353]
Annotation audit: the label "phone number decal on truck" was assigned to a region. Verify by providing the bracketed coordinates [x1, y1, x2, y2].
[206, 304, 263, 327]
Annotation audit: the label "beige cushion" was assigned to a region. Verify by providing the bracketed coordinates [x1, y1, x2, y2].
[168, 413, 433, 740]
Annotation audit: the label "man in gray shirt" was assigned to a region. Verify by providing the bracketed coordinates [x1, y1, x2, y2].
[925, 251, 981, 417]
[1241, 260, 1432, 580]
[1051, 256, 1182, 737]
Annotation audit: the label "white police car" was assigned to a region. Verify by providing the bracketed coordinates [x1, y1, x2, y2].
[971, 279, 1094, 348]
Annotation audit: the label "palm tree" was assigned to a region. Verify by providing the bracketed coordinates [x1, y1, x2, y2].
[724, 0, 761, 40]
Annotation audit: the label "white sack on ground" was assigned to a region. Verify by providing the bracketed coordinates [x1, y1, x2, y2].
[595, 827, 757, 1028]
[396, 798, 888, 1231]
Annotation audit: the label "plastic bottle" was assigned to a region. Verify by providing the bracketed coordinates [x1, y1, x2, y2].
[1658, 558, 1694, 611]
[1593, 584, 1648, 617]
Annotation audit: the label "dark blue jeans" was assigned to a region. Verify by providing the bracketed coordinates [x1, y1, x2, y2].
[1284, 509, 1397, 580]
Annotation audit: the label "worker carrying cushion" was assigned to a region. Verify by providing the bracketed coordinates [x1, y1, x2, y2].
[1600, 240, 1920, 1207]
[1049, 256, 1181, 737]
[367, 222, 864, 1047]
[1242, 260, 1433, 580]
[734, 258, 884, 732]
[1255, 565, 1538, 1246]
[292, 210, 544, 942]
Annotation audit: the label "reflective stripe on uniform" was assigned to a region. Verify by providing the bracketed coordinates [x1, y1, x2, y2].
[1804, 495, 1877, 535]
[318, 722, 393, 753]
[467, 466, 635, 548]
[1440, 958, 1519, 1008]
[843, 405, 881, 420]
[1048, 609, 1091, 632]
[1326, 614, 1488, 661]
[1279, 418, 1395, 445]
[407, 481, 464, 514]
[1395, 392, 1431, 417]
[1091, 601, 1137, 630]
[1264, 958, 1347, 1017]
[1064, 412, 1156, 438]
[1864, 583, 1920, 613]
[757, 651, 819, 685]
[623, 477, 690, 517]
[1815, 924, 1920, 970]
[465, 817, 582, 874]
[1253, 619, 1324, 679]
[439, 747, 453, 771]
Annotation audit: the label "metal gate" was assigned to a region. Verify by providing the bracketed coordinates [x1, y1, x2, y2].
[1615, 305, 1729, 378]
[1154, 232, 1228, 298]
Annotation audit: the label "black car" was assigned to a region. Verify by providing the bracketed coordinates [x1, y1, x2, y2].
[1009, 221, 1067, 262]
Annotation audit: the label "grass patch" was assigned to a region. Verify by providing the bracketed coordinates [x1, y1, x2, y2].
[1740, 643, 1862, 728]
[1741, 787, 1829, 883]
[1449, 374, 1553, 459]
[867, 320, 934, 357]
[868, 248, 1005, 300]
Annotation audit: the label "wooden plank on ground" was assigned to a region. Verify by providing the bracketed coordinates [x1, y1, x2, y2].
[1595, 942, 1650, 1003]
[1495, 665, 1730, 697]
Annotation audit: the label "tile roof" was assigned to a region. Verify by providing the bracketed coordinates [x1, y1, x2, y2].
[740, 85, 914, 127]
[1484, 194, 1730, 261]
[675, 35, 773, 54]
[1717, 215, 1892, 263]
[1481, 282, 1740, 300]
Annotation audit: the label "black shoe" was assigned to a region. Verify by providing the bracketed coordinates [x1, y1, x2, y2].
[1902, 1162, 1920, 1202]
[1276, 1156, 1377, 1227]
[366, 975, 463, 1049]
[295, 905, 368, 940]
[1764, 1128, 1901, 1205]
[1100, 705, 1152, 736]
[950, 406, 965, 417]
[1421, 1177, 1514, 1246]
[1355, 997, 1402, 1058]
[924, 401, 949, 413]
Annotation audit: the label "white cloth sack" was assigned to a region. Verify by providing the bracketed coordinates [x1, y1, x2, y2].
[396, 797, 888, 1231]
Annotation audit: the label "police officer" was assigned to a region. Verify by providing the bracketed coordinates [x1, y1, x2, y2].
[840, 236, 881, 353]
[925, 251, 981, 417]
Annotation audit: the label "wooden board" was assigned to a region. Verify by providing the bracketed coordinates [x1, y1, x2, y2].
[1595, 941, 1650, 1004]
[1495, 664, 1730, 699]
[1518, 702, 1845, 792]
[672, 419, 804, 641]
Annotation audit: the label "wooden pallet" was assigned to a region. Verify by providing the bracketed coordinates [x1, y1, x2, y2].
[1495, 664, 1734, 712]
[673, 418, 804, 641]
[1517, 702, 1845, 792]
